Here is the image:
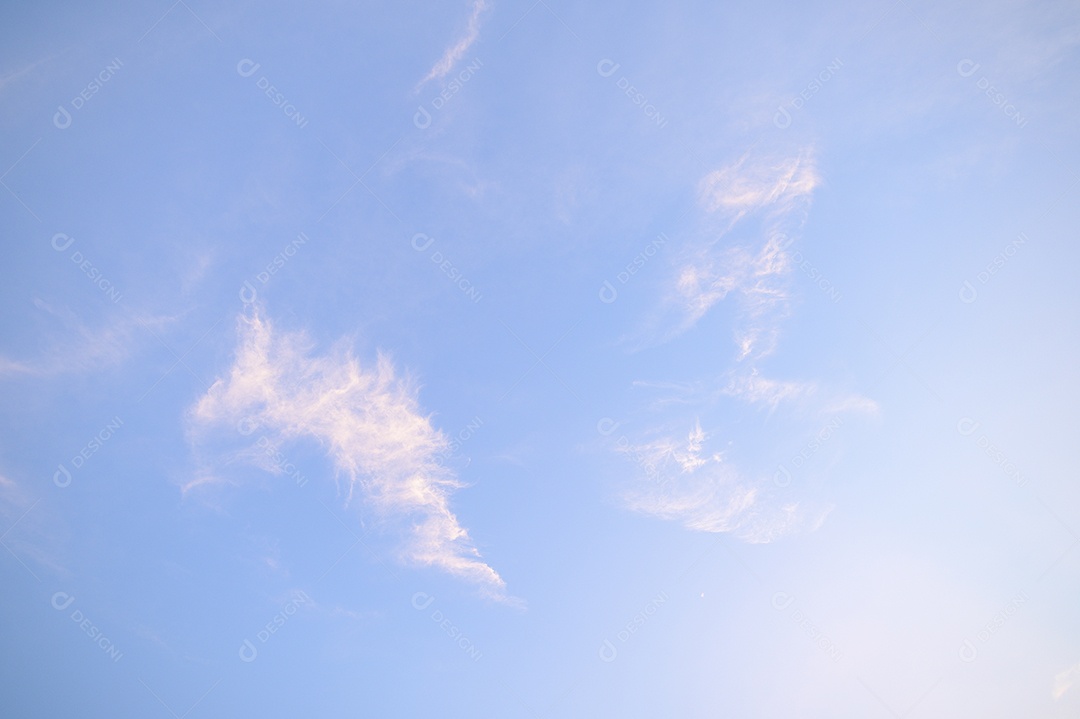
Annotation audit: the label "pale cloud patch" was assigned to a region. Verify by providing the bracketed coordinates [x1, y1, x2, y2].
[0, 472, 66, 576]
[0, 55, 51, 95]
[697, 150, 818, 218]
[722, 369, 879, 418]
[615, 149, 867, 543]
[620, 422, 816, 544]
[656, 151, 818, 354]
[417, 0, 488, 89]
[673, 256, 739, 329]
[0, 300, 173, 378]
[632, 369, 875, 419]
[622, 421, 714, 476]
[661, 231, 793, 354]
[822, 394, 880, 416]
[721, 369, 816, 409]
[732, 232, 796, 359]
[186, 310, 510, 600]
[1054, 662, 1080, 700]
[0, 473, 27, 512]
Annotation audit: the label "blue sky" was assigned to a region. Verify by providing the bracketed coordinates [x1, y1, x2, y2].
[2, 0, 1079, 716]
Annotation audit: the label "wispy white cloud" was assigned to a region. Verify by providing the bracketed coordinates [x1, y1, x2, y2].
[0, 473, 27, 512]
[720, 368, 815, 409]
[1054, 661, 1080, 700]
[186, 309, 510, 600]
[613, 149, 869, 543]
[619, 422, 821, 543]
[632, 369, 876, 418]
[697, 150, 818, 219]
[821, 394, 880, 416]
[0, 472, 66, 576]
[637, 149, 818, 354]
[0, 55, 51, 96]
[685, 151, 816, 356]
[0, 300, 173, 378]
[417, 0, 488, 89]
[676, 230, 796, 359]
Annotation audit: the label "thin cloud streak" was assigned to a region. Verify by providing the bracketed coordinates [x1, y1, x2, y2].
[187, 310, 510, 600]
[417, 0, 488, 90]
[0, 300, 174, 378]
[697, 151, 818, 218]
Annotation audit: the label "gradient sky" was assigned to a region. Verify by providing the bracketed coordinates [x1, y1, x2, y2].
[2, 0, 1079, 716]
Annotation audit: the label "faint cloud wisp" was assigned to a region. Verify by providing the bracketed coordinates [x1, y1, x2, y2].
[417, 0, 489, 90]
[612, 149, 870, 544]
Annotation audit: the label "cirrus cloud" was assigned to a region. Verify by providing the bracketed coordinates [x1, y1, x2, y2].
[187, 309, 510, 600]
